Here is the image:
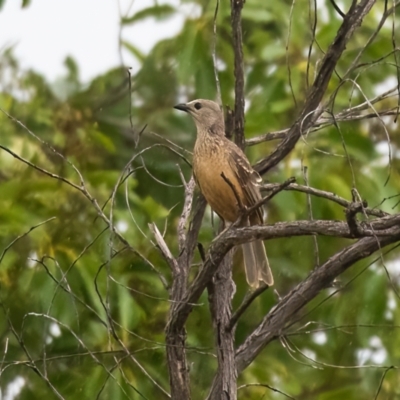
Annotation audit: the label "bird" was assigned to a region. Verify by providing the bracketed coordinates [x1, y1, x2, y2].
[174, 99, 273, 287]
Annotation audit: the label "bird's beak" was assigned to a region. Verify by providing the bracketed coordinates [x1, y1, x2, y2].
[174, 103, 190, 113]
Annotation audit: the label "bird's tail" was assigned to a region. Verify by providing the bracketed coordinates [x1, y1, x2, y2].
[242, 240, 274, 288]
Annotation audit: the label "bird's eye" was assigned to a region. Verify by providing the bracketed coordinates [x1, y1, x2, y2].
[194, 102, 202, 110]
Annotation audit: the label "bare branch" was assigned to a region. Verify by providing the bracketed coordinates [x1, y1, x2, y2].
[164, 191, 207, 400]
[246, 129, 288, 145]
[230, 0, 246, 149]
[254, 0, 377, 175]
[167, 212, 400, 344]
[240, 177, 296, 221]
[178, 176, 196, 252]
[302, 166, 320, 265]
[237, 383, 296, 400]
[206, 249, 237, 400]
[306, 0, 318, 89]
[234, 230, 400, 374]
[341, 0, 400, 80]
[345, 201, 367, 237]
[286, 0, 298, 108]
[374, 366, 396, 400]
[228, 284, 269, 331]
[176, 191, 207, 275]
[261, 182, 388, 218]
[149, 223, 179, 273]
[0, 217, 56, 264]
[212, 0, 222, 105]
[330, 0, 345, 18]
[247, 106, 399, 147]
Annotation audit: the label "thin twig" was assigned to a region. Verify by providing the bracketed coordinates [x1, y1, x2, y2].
[303, 167, 320, 265]
[261, 182, 388, 218]
[239, 177, 296, 221]
[0, 217, 56, 264]
[212, 0, 222, 105]
[237, 383, 296, 400]
[228, 284, 269, 330]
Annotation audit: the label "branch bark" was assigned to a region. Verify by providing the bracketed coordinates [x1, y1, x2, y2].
[165, 189, 207, 400]
[207, 251, 237, 400]
[230, 0, 246, 150]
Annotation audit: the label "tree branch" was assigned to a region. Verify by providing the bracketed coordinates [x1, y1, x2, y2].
[165, 188, 207, 400]
[261, 182, 388, 218]
[246, 108, 400, 147]
[254, 0, 377, 175]
[166, 213, 400, 339]
[207, 250, 237, 400]
[228, 284, 269, 331]
[177, 176, 196, 252]
[235, 230, 400, 373]
[149, 223, 179, 273]
[230, 0, 246, 150]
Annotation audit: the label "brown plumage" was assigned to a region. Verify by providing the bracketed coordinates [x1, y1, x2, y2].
[174, 99, 273, 287]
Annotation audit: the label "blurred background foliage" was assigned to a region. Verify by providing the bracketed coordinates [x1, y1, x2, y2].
[0, 0, 400, 399]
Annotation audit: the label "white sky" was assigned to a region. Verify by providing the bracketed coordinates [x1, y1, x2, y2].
[0, 0, 184, 82]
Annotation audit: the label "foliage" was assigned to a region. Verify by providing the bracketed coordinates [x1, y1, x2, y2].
[0, 0, 400, 399]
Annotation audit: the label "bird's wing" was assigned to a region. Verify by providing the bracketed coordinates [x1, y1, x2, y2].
[226, 141, 264, 224]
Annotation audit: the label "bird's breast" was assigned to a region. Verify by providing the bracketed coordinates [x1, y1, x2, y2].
[193, 139, 244, 222]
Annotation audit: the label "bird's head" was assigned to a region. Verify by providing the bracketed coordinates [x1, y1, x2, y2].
[174, 99, 224, 135]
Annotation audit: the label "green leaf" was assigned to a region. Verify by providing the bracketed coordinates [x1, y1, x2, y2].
[88, 128, 116, 153]
[242, 7, 273, 22]
[121, 40, 146, 62]
[121, 5, 175, 25]
[118, 277, 144, 333]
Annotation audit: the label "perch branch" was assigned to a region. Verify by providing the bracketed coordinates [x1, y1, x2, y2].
[167, 213, 400, 338]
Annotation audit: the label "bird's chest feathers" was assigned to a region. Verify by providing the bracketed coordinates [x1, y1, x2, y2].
[193, 139, 242, 221]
